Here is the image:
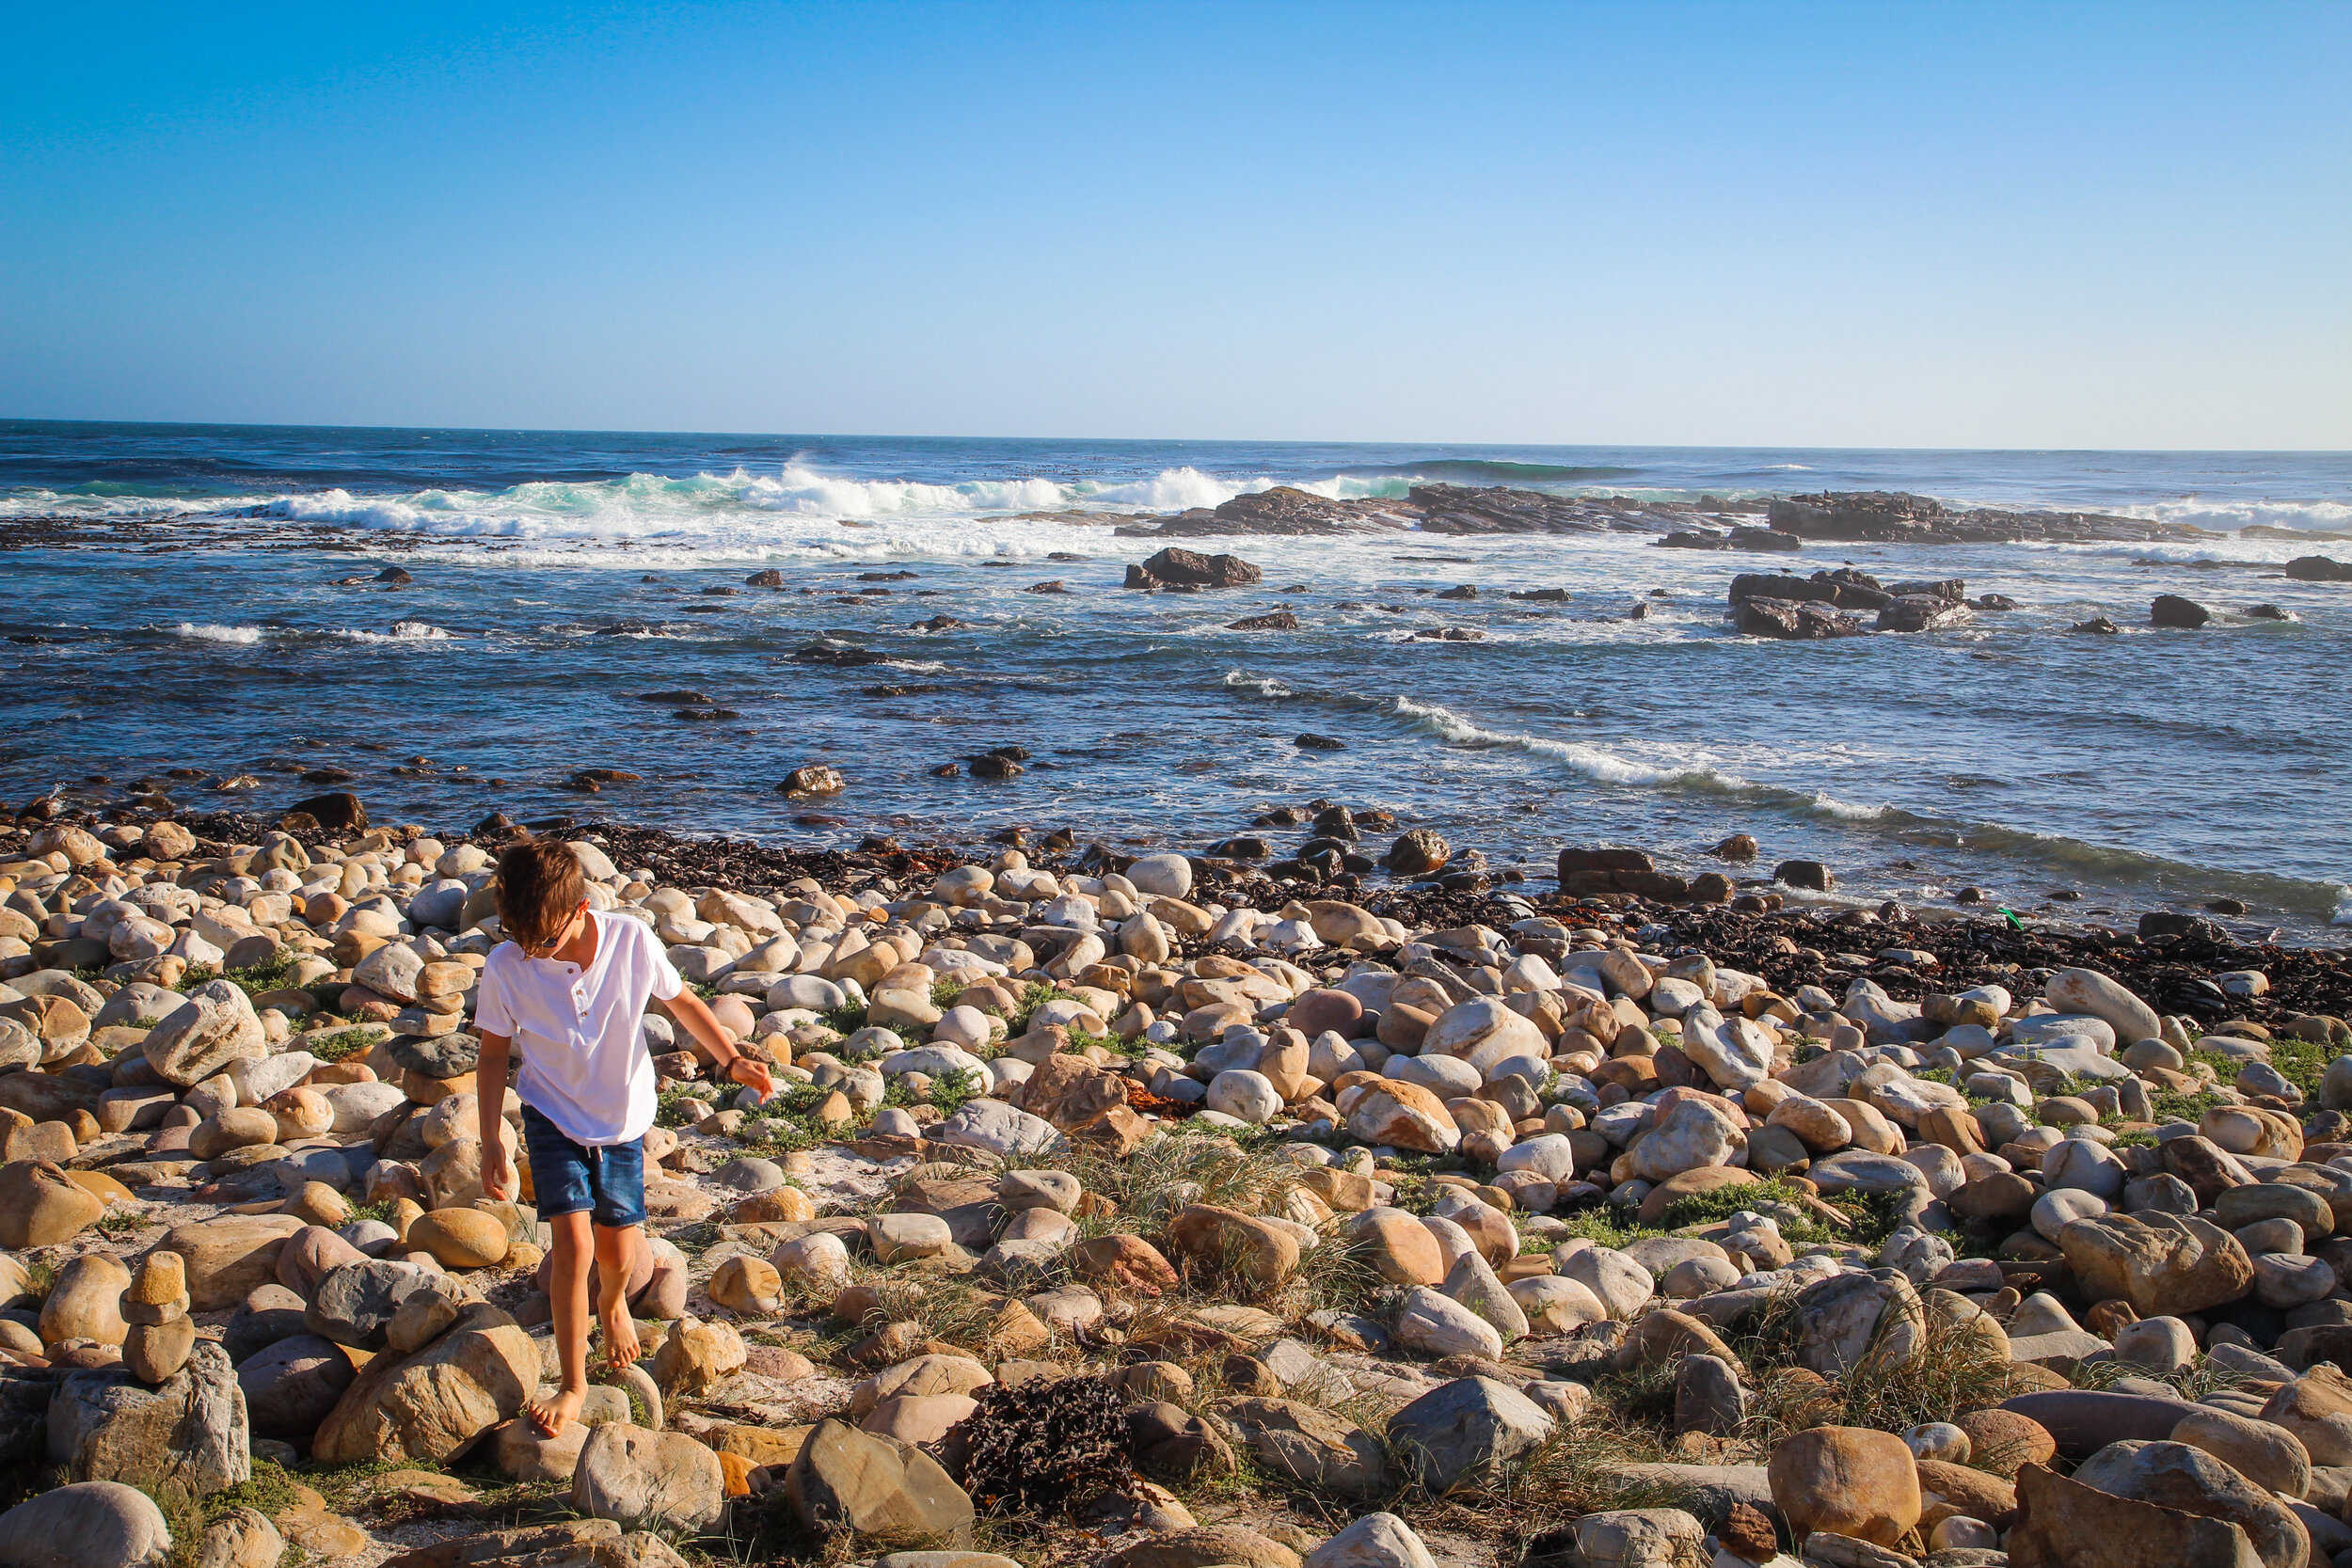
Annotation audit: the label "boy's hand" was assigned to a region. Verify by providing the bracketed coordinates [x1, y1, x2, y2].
[482, 1143, 518, 1202]
[725, 1056, 774, 1099]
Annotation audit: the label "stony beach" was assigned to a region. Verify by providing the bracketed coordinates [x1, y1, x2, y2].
[3, 794, 2352, 1568]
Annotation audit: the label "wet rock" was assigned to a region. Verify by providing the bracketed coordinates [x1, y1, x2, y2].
[1125, 547, 1262, 591]
[1736, 598, 1867, 640]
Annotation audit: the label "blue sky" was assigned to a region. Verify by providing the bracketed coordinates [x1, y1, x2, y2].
[1, 2, 2344, 447]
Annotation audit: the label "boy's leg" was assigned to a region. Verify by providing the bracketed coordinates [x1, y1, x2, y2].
[591, 1222, 645, 1370]
[531, 1210, 593, 1435]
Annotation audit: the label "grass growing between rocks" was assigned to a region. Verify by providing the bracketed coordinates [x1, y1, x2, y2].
[307, 1026, 380, 1064]
[1459, 1418, 1688, 1565]
[1720, 1287, 2031, 1443]
[179, 949, 305, 1000]
[147, 1460, 310, 1568]
[1040, 1132, 1306, 1235]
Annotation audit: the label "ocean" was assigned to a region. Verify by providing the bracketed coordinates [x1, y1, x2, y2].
[4, 420, 2347, 938]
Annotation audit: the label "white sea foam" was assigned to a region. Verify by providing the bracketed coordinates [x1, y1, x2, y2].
[163, 620, 453, 645]
[1387, 695, 1747, 789]
[244, 464, 1415, 555]
[330, 622, 453, 642]
[2116, 497, 2352, 534]
[0, 491, 220, 520]
[1807, 790, 1893, 821]
[167, 622, 265, 644]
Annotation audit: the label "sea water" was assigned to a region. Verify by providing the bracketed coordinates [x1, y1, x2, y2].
[3, 421, 2345, 938]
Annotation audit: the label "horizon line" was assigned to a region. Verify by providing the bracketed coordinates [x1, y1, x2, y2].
[4, 414, 2349, 459]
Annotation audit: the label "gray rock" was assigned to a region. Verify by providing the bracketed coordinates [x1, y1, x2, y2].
[2044, 969, 2164, 1052]
[1301, 1513, 1434, 1568]
[222, 1285, 310, 1366]
[570, 1420, 725, 1533]
[305, 1259, 437, 1350]
[1568, 1509, 1707, 1568]
[385, 1032, 479, 1079]
[1216, 1397, 1389, 1497]
[2071, 1438, 2307, 1568]
[1384, 1375, 1554, 1493]
[405, 880, 470, 930]
[931, 1100, 1062, 1158]
[711, 1157, 786, 1193]
[48, 1341, 248, 1498]
[236, 1334, 357, 1439]
[0, 1481, 174, 1568]
[1611, 1463, 1774, 1530]
[91, 983, 182, 1033]
[1675, 1354, 1744, 1436]
[2001, 1388, 2206, 1460]
[144, 982, 265, 1088]
[1794, 1269, 1922, 1377]
[1392, 1287, 1505, 1361]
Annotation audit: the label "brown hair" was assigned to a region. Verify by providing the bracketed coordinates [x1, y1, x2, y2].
[495, 840, 587, 951]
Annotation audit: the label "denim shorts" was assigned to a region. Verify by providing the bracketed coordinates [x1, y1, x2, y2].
[520, 1103, 646, 1229]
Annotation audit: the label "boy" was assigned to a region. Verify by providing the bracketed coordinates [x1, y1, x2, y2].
[473, 839, 773, 1437]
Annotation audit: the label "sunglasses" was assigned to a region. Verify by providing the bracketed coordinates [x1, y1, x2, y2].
[516, 902, 590, 958]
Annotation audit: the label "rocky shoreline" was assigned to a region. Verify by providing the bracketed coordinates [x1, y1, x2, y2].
[2, 800, 2351, 1568]
[1104, 484, 2233, 549]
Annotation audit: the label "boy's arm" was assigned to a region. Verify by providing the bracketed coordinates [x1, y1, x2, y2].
[476, 1030, 517, 1199]
[657, 990, 774, 1098]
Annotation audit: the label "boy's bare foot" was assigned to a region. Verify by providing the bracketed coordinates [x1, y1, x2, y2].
[530, 1383, 586, 1438]
[600, 1302, 642, 1371]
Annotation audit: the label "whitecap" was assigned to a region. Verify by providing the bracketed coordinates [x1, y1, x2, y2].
[167, 622, 266, 644]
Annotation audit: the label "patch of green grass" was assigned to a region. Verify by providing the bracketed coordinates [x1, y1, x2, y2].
[150, 1459, 310, 1568]
[657, 1085, 716, 1128]
[307, 1027, 378, 1064]
[92, 1209, 147, 1238]
[1008, 980, 1075, 1036]
[817, 998, 869, 1037]
[201, 1459, 307, 1524]
[345, 1196, 398, 1227]
[183, 949, 307, 1000]
[926, 1065, 981, 1115]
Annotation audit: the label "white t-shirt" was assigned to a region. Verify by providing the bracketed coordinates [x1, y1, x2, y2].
[473, 910, 681, 1146]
